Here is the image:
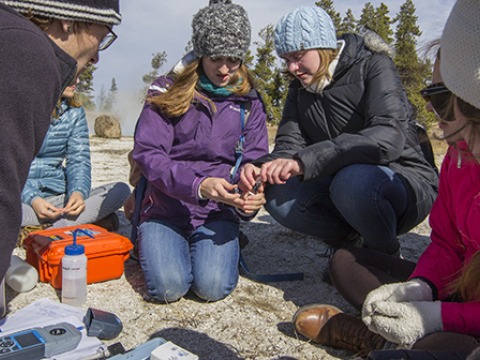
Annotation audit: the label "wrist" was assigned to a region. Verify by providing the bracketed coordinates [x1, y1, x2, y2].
[410, 278, 436, 301]
[295, 159, 304, 175]
[197, 178, 208, 200]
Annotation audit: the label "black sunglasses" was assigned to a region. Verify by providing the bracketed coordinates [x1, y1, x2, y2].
[420, 83, 454, 121]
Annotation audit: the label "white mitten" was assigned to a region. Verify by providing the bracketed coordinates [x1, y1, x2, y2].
[364, 301, 442, 345]
[362, 279, 433, 319]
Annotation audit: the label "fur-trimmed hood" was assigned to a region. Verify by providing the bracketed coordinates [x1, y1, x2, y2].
[331, 30, 395, 81]
[360, 28, 396, 58]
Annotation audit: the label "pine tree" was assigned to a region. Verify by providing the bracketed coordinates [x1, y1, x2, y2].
[357, 2, 376, 32]
[315, 0, 341, 31]
[374, 3, 394, 44]
[393, 0, 421, 87]
[244, 49, 254, 68]
[252, 25, 278, 123]
[337, 9, 357, 36]
[270, 69, 289, 125]
[142, 51, 168, 94]
[393, 0, 431, 125]
[103, 78, 118, 112]
[97, 85, 107, 112]
[76, 64, 96, 109]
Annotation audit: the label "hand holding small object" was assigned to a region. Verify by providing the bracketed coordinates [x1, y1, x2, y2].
[239, 163, 262, 193]
[32, 197, 62, 221]
[200, 177, 244, 207]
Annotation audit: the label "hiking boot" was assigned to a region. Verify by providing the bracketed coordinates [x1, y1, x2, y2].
[94, 212, 120, 232]
[293, 304, 386, 356]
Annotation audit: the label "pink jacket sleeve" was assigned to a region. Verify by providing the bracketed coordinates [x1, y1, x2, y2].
[442, 302, 480, 336]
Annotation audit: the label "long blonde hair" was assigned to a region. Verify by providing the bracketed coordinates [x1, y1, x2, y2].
[449, 251, 480, 301]
[311, 48, 339, 84]
[282, 48, 339, 83]
[147, 59, 255, 118]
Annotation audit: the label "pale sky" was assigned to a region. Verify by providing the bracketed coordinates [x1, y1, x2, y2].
[92, 0, 455, 136]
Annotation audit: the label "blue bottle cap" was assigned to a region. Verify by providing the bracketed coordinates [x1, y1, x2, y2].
[65, 244, 85, 256]
[64, 228, 93, 256]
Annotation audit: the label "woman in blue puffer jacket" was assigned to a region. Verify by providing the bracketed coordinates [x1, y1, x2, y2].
[20, 83, 130, 233]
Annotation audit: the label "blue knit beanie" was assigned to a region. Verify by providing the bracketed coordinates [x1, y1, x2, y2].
[274, 6, 337, 56]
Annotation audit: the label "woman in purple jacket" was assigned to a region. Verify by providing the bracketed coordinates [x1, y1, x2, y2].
[132, 0, 268, 303]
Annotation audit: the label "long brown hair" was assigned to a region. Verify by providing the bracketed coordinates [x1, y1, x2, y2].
[52, 93, 82, 118]
[147, 59, 255, 119]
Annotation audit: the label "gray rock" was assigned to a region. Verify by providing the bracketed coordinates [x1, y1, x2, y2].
[94, 114, 122, 138]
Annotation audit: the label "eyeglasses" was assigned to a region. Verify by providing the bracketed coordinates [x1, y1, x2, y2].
[99, 26, 117, 51]
[420, 83, 454, 121]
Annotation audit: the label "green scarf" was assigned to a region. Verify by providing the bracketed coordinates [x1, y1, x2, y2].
[199, 74, 233, 97]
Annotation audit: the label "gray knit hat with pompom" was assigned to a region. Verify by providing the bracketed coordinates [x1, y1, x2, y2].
[191, 0, 251, 60]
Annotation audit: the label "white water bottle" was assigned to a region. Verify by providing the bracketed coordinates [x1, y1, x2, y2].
[5, 255, 38, 292]
[61, 242, 87, 306]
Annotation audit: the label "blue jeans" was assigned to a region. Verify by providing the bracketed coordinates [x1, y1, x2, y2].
[265, 164, 410, 254]
[137, 219, 240, 303]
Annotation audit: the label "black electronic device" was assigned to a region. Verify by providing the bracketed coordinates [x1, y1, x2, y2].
[0, 322, 81, 359]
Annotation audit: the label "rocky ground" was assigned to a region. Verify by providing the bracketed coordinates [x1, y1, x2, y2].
[6, 136, 442, 360]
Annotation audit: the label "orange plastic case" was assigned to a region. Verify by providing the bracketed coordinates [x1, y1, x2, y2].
[23, 224, 133, 289]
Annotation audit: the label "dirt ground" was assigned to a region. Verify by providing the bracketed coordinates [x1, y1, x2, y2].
[6, 136, 443, 360]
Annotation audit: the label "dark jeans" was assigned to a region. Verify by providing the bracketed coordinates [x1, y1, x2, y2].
[265, 164, 425, 254]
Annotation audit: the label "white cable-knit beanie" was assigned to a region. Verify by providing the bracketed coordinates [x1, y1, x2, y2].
[440, 0, 480, 109]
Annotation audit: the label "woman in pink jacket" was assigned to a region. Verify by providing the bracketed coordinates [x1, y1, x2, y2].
[289, 0, 480, 358]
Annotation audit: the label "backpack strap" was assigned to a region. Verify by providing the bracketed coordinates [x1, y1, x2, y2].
[232, 101, 304, 283]
[230, 103, 246, 183]
[129, 175, 147, 245]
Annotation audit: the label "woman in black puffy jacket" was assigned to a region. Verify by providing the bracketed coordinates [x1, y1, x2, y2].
[240, 5, 438, 256]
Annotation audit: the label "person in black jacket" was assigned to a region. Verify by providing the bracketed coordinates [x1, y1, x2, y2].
[0, 0, 121, 315]
[240, 5, 438, 256]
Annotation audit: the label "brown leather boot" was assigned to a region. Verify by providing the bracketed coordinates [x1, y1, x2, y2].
[293, 304, 386, 356]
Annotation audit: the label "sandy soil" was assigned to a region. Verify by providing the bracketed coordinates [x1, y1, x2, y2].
[6, 136, 439, 360]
